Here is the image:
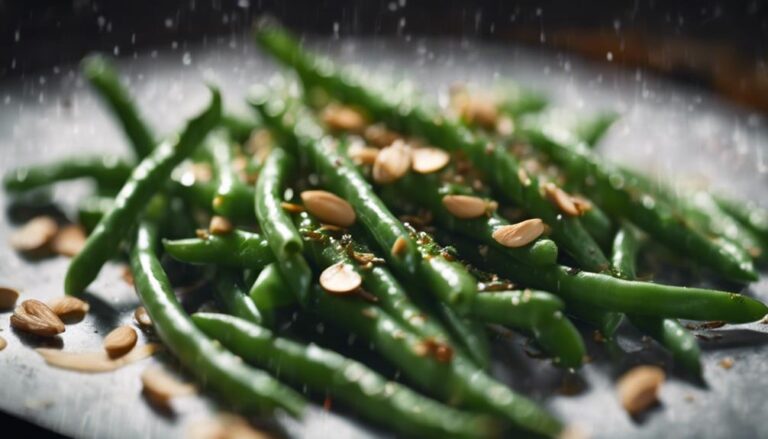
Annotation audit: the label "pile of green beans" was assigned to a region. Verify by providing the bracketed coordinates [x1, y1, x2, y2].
[4, 25, 768, 439]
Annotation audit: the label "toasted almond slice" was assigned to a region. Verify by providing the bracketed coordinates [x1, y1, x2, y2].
[496, 116, 515, 136]
[719, 357, 735, 370]
[300, 190, 356, 227]
[372, 140, 412, 184]
[492, 219, 545, 248]
[141, 365, 197, 410]
[321, 104, 368, 133]
[187, 413, 273, 439]
[0, 336, 6, 351]
[442, 195, 488, 219]
[121, 265, 135, 286]
[412, 147, 450, 174]
[0, 286, 20, 310]
[104, 325, 138, 358]
[319, 262, 362, 295]
[517, 168, 531, 186]
[209, 216, 234, 235]
[281, 202, 305, 214]
[364, 124, 400, 147]
[51, 224, 87, 257]
[36, 343, 160, 373]
[10, 216, 58, 254]
[544, 183, 582, 216]
[391, 236, 408, 257]
[459, 96, 499, 129]
[134, 306, 153, 329]
[617, 366, 665, 415]
[11, 299, 65, 337]
[48, 296, 89, 322]
[571, 196, 593, 215]
[191, 163, 213, 183]
[347, 143, 380, 165]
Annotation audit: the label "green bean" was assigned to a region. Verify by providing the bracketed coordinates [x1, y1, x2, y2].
[255, 147, 312, 304]
[564, 301, 623, 338]
[82, 55, 156, 159]
[293, 212, 481, 365]
[130, 220, 305, 415]
[715, 196, 768, 249]
[434, 301, 492, 369]
[163, 230, 274, 268]
[495, 83, 548, 118]
[611, 225, 703, 376]
[251, 91, 477, 311]
[213, 268, 262, 325]
[253, 22, 611, 273]
[210, 132, 256, 222]
[524, 127, 757, 282]
[306, 286, 563, 436]
[65, 88, 222, 295]
[4, 156, 132, 193]
[222, 113, 259, 143]
[448, 233, 767, 322]
[78, 196, 116, 233]
[379, 172, 559, 267]
[248, 263, 298, 327]
[193, 313, 500, 439]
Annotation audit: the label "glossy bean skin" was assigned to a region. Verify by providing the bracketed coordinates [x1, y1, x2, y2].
[65, 88, 222, 295]
[255, 147, 312, 304]
[248, 263, 298, 328]
[194, 313, 500, 439]
[253, 23, 611, 273]
[524, 127, 757, 283]
[82, 55, 156, 159]
[4, 156, 132, 193]
[448, 233, 768, 323]
[213, 268, 263, 325]
[612, 225, 703, 377]
[210, 132, 257, 222]
[130, 221, 306, 416]
[163, 230, 274, 268]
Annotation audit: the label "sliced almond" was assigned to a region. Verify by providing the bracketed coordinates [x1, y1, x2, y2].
[36, 343, 160, 373]
[0, 286, 20, 310]
[191, 162, 213, 183]
[280, 202, 305, 214]
[48, 296, 90, 322]
[104, 325, 138, 358]
[496, 116, 515, 136]
[544, 183, 581, 217]
[51, 224, 87, 257]
[141, 365, 197, 410]
[571, 196, 593, 215]
[209, 216, 233, 235]
[442, 195, 488, 219]
[347, 143, 380, 165]
[11, 299, 65, 337]
[319, 262, 362, 295]
[391, 236, 408, 257]
[321, 104, 368, 133]
[492, 219, 546, 248]
[300, 190, 356, 227]
[458, 96, 499, 129]
[412, 147, 450, 174]
[517, 168, 532, 186]
[122, 265, 135, 286]
[372, 140, 412, 184]
[617, 366, 665, 415]
[187, 413, 273, 439]
[10, 216, 58, 254]
[364, 124, 400, 147]
[134, 306, 153, 329]
[0, 336, 6, 351]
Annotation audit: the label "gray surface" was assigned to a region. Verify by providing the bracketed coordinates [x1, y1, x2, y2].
[1, 35, 767, 439]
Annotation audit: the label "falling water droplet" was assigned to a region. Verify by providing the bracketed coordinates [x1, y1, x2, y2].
[182, 52, 192, 65]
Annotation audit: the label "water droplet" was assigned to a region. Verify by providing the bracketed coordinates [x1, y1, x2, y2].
[237, 0, 250, 7]
[97, 16, 106, 28]
[171, 41, 178, 49]
[164, 18, 173, 28]
[606, 51, 613, 61]
[14, 30, 20, 42]
[113, 46, 120, 56]
[182, 52, 192, 65]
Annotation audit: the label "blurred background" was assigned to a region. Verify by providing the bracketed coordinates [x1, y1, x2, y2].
[1, 0, 767, 113]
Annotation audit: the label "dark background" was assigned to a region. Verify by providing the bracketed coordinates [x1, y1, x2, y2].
[1, 0, 767, 111]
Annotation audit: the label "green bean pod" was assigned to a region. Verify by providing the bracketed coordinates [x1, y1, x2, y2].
[524, 127, 757, 282]
[213, 268, 262, 325]
[4, 156, 132, 193]
[65, 88, 222, 296]
[255, 147, 312, 304]
[210, 132, 256, 222]
[571, 111, 619, 147]
[163, 230, 274, 268]
[78, 196, 116, 233]
[130, 221, 306, 415]
[253, 22, 611, 273]
[248, 263, 298, 327]
[82, 55, 156, 159]
[715, 196, 768, 249]
[449, 233, 768, 323]
[193, 313, 501, 439]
